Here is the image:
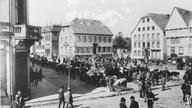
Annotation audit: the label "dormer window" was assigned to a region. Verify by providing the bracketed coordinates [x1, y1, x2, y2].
[138, 28, 141, 32]
[147, 18, 150, 22]
[142, 18, 145, 23]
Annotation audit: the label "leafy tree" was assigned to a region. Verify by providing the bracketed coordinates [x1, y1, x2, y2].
[113, 32, 127, 50]
[124, 37, 131, 52]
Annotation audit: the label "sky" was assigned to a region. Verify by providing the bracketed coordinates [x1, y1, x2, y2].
[28, 0, 192, 37]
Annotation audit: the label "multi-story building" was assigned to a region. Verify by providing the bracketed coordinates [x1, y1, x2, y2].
[131, 13, 169, 61]
[32, 25, 61, 60]
[59, 18, 113, 59]
[0, 0, 41, 100]
[165, 7, 192, 62]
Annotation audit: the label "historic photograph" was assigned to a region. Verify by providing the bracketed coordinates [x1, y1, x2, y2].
[1, 0, 192, 108]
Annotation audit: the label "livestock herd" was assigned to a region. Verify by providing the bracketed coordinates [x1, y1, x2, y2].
[30, 55, 192, 92]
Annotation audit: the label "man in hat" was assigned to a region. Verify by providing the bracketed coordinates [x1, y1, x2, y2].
[65, 88, 73, 108]
[181, 81, 187, 102]
[58, 86, 65, 108]
[145, 89, 155, 108]
[129, 96, 139, 108]
[185, 82, 191, 105]
[120, 97, 127, 108]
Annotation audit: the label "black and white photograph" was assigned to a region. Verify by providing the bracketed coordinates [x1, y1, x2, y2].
[1, 0, 192, 108]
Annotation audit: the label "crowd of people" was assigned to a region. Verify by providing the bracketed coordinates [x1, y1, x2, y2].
[28, 53, 192, 108]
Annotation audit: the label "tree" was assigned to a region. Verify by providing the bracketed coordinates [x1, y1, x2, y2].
[113, 32, 127, 50]
[124, 37, 131, 52]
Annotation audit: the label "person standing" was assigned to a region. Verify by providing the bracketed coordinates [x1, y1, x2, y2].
[58, 86, 65, 108]
[161, 75, 166, 91]
[138, 79, 144, 98]
[185, 82, 191, 105]
[17, 90, 25, 108]
[10, 95, 20, 108]
[129, 96, 139, 108]
[181, 81, 187, 102]
[120, 97, 127, 108]
[65, 88, 73, 108]
[145, 89, 155, 108]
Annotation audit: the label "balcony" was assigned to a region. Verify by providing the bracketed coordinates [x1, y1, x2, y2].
[13, 24, 42, 40]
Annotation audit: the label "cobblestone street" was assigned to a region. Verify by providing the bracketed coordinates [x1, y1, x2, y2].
[26, 63, 191, 108]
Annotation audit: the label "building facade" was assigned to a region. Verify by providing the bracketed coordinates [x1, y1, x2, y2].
[32, 25, 61, 60]
[131, 13, 169, 61]
[165, 7, 192, 62]
[0, 0, 41, 102]
[59, 18, 113, 59]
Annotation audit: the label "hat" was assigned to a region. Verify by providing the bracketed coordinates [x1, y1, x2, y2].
[130, 96, 135, 99]
[121, 97, 126, 101]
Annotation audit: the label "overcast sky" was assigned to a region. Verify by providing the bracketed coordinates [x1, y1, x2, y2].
[29, 0, 192, 37]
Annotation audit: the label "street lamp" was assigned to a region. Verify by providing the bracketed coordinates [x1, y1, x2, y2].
[67, 58, 72, 89]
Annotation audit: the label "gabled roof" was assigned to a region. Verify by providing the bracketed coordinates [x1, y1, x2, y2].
[175, 7, 192, 26]
[131, 13, 169, 35]
[70, 18, 113, 36]
[144, 13, 170, 30]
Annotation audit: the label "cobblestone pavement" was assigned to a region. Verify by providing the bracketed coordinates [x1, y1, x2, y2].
[31, 64, 97, 98]
[26, 63, 190, 108]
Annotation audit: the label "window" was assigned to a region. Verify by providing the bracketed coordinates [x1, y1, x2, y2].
[156, 33, 160, 40]
[138, 34, 141, 40]
[98, 36, 102, 43]
[142, 51, 144, 56]
[152, 42, 155, 48]
[134, 42, 137, 48]
[98, 47, 101, 52]
[94, 36, 97, 42]
[88, 36, 92, 42]
[152, 26, 155, 30]
[134, 50, 137, 56]
[147, 26, 150, 31]
[103, 47, 106, 52]
[179, 47, 184, 55]
[171, 47, 175, 54]
[152, 33, 155, 39]
[147, 42, 150, 47]
[189, 44, 192, 53]
[138, 42, 141, 48]
[142, 34, 145, 40]
[108, 37, 112, 43]
[142, 27, 145, 31]
[157, 41, 160, 48]
[138, 28, 141, 32]
[103, 37, 106, 43]
[134, 35, 137, 40]
[83, 36, 86, 42]
[142, 18, 145, 23]
[76, 47, 80, 53]
[147, 34, 150, 39]
[171, 38, 175, 44]
[147, 18, 150, 22]
[86, 47, 90, 53]
[176, 38, 180, 43]
[107, 47, 111, 52]
[143, 42, 145, 47]
[190, 36, 192, 42]
[138, 50, 141, 56]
